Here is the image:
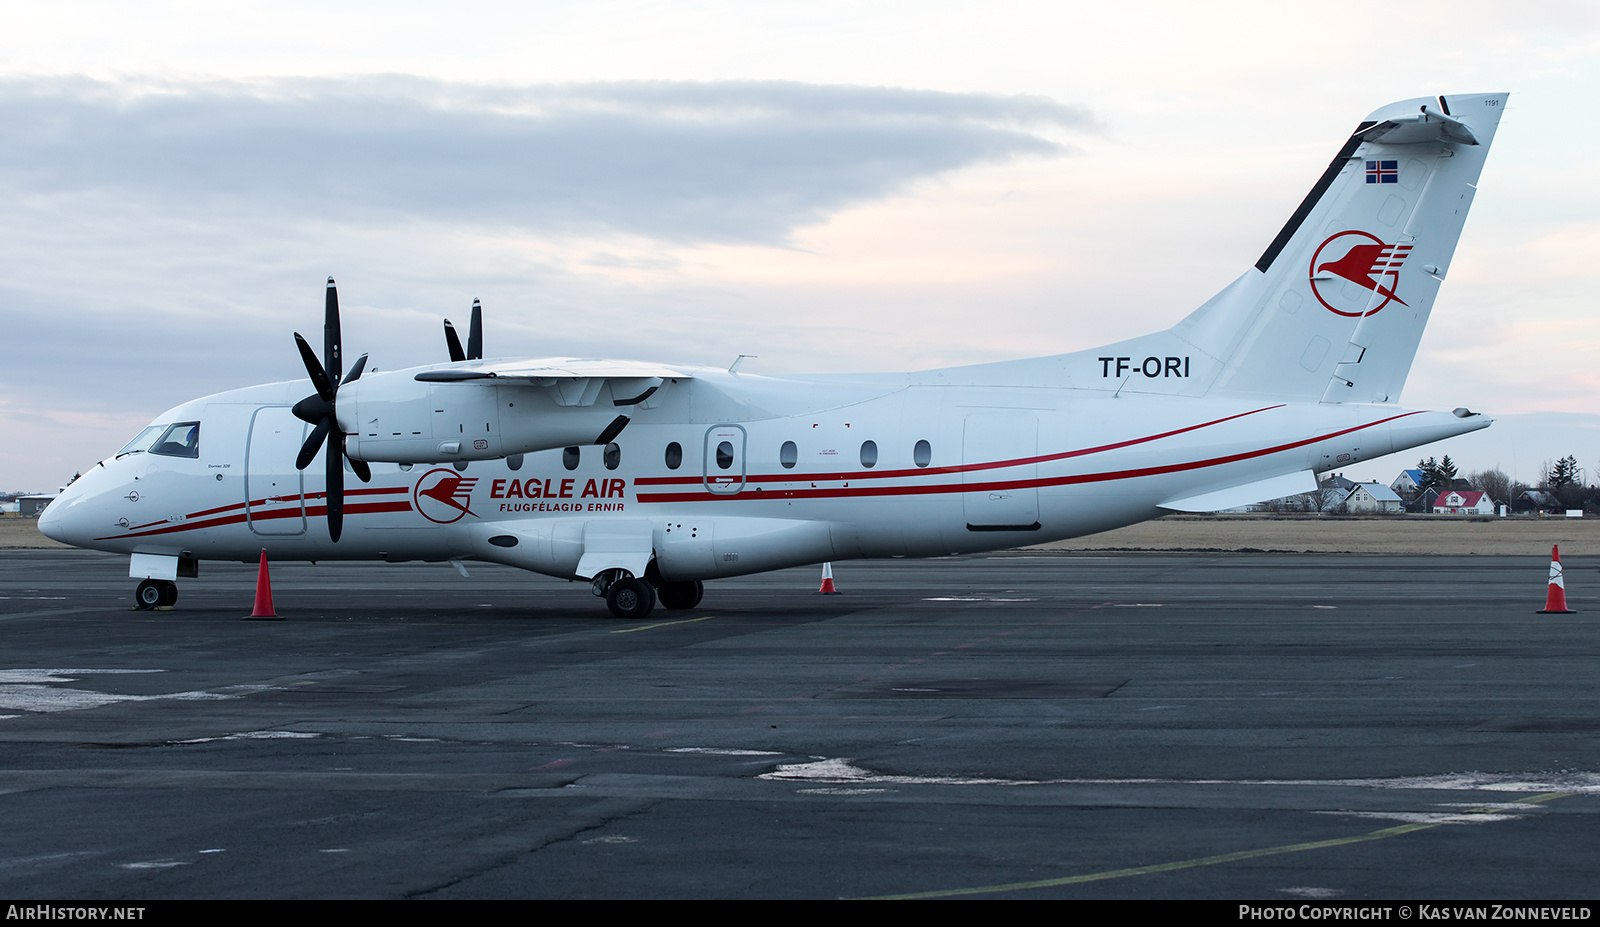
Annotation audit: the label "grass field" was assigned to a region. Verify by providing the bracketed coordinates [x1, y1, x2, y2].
[4, 511, 1595, 556]
[1029, 513, 1599, 556]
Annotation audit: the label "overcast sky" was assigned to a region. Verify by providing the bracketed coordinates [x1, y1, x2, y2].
[3, 1, 1598, 490]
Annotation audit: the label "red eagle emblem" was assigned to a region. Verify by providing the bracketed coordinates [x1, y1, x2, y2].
[1309, 230, 1412, 318]
[413, 469, 479, 524]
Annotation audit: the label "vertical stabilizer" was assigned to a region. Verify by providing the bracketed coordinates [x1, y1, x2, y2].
[1173, 93, 1506, 404]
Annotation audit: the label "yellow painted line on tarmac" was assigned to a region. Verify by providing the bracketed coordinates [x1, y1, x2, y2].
[611, 616, 713, 634]
[866, 792, 1575, 900]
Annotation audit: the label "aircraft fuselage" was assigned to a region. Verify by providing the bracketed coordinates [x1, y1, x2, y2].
[43, 367, 1483, 581]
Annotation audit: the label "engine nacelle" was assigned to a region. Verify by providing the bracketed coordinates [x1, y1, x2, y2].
[338, 368, 629, 463]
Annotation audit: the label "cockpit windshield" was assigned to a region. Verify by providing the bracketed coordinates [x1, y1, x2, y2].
[149, 422, 201, 459]
[115, 425, 165, 458]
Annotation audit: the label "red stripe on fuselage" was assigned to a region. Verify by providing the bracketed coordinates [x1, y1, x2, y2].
[634, 412, 1419, 504]
[94, 486, 413, 541]
[632, 405, 1285, 487]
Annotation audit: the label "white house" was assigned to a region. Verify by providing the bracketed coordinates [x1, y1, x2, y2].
[1344, 482, 1404, 514]
[1391, 468, 1428, 497]
[1433, 490, 1494, 515]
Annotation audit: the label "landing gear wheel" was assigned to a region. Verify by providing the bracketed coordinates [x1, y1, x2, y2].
[159, 581, 178, 607]
[134, 579, 167, 610]
[605, 578, 656, 620]
[656, 580, 704, 610]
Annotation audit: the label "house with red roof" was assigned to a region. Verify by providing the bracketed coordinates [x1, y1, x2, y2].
[1432, 489, 1494, 515]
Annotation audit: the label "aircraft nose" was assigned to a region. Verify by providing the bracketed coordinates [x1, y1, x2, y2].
[36, 496, 69, 543]
[36, 478, 95, 547]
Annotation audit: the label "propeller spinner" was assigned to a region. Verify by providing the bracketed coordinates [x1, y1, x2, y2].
[291, 277, 371, 542]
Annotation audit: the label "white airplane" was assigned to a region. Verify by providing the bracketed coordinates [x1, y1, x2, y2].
[41, 93, 1507, 619]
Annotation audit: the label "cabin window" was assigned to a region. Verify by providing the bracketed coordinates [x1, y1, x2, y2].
[563, 446, 580, 470]
[860, 440, 878, 469]
[780, 441, 797, 469]
[716, 441, 734, 470]
[914, 439, 932, 467]
[603, 443, 621, 470]
[149, 422, 201, 459]
[665, 442, 683, 470]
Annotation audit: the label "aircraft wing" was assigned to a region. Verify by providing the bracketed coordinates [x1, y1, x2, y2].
[414, 357, 685, 382]
[413, 357, 690, 407]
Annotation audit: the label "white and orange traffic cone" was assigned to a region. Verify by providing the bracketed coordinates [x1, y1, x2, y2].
[1537, 544, 1575, 614]
[816, 561, 841, 595]
[246, 550, 282, 620]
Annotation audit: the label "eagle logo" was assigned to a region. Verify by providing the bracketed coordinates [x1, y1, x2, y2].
[1309, 230, 1412, 318]
[413, 468, 479, 524]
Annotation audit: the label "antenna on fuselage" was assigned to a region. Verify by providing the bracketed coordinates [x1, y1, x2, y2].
[729, 354, 757, 374]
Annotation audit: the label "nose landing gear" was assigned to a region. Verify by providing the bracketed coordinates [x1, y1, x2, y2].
[134, 579, 178, 610]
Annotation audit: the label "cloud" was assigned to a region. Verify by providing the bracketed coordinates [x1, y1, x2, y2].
[0, 75, 1096, 489]
[0, 76, 1094, 245]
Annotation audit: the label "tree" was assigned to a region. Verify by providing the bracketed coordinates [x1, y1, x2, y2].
[1547, 455, 1581, 490]
[1545, 455, 1583, 508]
[1415, 457, 1442, 494]
[1469, 468, 1512, 506]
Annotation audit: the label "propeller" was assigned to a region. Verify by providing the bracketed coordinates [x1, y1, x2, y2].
[443, 298, 483, 362]
[291, 277, 371, 542]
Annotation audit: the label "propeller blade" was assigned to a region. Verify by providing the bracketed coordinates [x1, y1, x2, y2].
[296, 417, 332, 471]
[326, 435, 344, 543]
[444, 319, 466, 362]
[468, 298, 483, 361]
[294, 333, 335, 402]
[325, 277, 342, 390]
[294, 277, 364, 541]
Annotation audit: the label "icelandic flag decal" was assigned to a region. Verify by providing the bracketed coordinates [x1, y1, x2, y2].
[1365, 160, 1398, 184]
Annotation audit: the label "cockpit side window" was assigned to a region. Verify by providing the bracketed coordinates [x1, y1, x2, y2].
[149, 422, 201, 459]
[116, 425, 165, 458]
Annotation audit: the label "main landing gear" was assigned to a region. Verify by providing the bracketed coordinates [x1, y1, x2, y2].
[605, 577, 656, 620]
[656, 580, 704, 611]
[134, 579, 178, 610]
[592, 569, 705, 620]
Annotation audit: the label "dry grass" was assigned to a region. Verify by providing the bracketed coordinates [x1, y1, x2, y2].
[0, 516, 71, 549]
[1029, 513, 1600, 556]
[4, 511, 1593, 556]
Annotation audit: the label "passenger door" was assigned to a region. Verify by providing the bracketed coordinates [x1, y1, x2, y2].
[246, 406, 307, 536]
[962, 412, 1040, 530]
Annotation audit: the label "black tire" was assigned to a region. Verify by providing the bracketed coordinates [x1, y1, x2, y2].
[135, 579, 164, 610]
[605, 578, 656, 620]
[657, 580, 704, 610]
[159, 581, 178, 607]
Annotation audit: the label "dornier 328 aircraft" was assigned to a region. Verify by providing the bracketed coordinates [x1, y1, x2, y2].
[42, 93, 1507, 619]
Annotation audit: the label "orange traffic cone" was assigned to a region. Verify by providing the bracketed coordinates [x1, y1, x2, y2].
[816, 561, 841, 595]
[246, 550, 282, 620]
[1537, 545, 1575, 614]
